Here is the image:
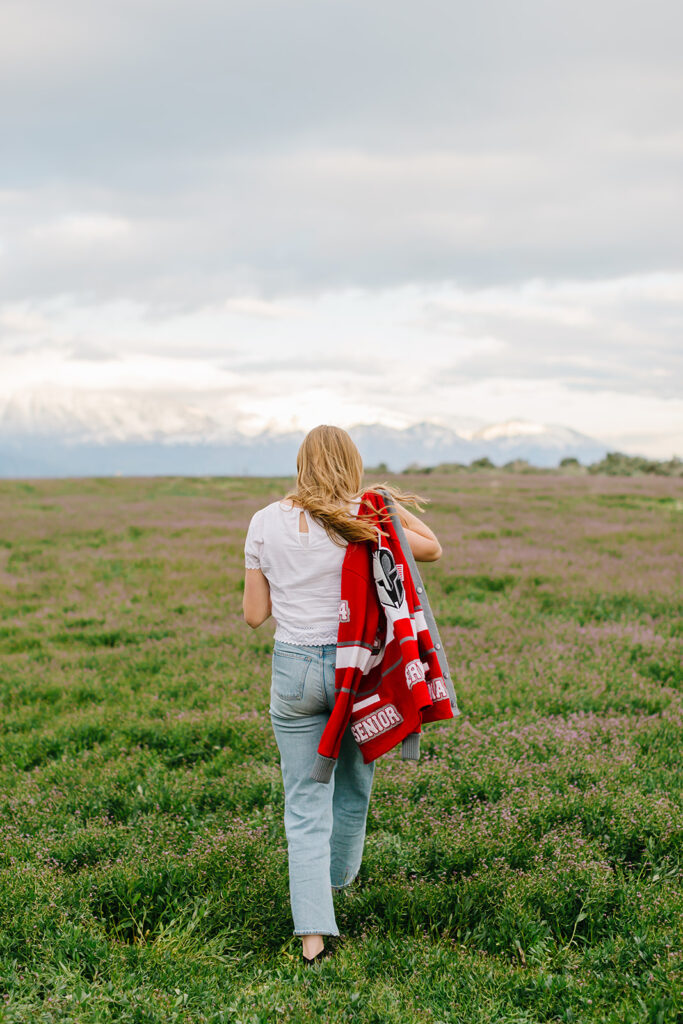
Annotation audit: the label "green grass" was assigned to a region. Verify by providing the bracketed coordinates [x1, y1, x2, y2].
[0, 471, 681, 1023]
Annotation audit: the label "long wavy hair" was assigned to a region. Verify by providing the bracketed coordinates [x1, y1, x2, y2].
[284, 424, 425, 545]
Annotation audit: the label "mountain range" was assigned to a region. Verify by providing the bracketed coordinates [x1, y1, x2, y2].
[0, 388, 611, 477]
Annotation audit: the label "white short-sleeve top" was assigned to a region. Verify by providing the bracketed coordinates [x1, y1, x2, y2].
[244, 499, 360, 645]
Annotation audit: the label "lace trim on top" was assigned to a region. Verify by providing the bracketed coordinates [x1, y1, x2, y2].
[275, 627, 338, 646]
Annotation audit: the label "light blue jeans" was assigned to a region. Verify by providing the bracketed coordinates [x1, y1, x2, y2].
[269, 640, 375, 936]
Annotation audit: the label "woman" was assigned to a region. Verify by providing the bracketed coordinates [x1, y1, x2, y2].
[242, 425, 442, 963]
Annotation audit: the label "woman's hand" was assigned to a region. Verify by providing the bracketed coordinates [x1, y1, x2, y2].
[394, 503, 443, 562]
[243, 568, 272, 627]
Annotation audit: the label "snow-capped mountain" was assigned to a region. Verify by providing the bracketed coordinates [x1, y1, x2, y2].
[0, 388, 610, 477]
[349, 420, 607, 470]
[0, 388, 232, 444]
[465, 419, 608, 464]
[470, 419, 550, 440]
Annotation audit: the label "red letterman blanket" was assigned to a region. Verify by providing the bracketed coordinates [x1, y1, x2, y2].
[310, 491, 454, 783]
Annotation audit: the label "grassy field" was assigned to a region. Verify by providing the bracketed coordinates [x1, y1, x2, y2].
[0, 471, 681, 1024]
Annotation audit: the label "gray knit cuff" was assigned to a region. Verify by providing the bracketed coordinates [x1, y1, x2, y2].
[401, 733, 421, 760]
[310, 754, 336, 783]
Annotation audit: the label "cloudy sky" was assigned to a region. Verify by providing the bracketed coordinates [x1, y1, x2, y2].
[1, 0, 682, 456]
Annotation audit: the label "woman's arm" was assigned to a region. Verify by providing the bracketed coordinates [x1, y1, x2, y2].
[243, 568, 272, 628]
[394, 502, 443, 562]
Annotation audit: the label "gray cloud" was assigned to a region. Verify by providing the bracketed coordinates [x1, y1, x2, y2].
[3, 1, 682, 163]
[1, 0, 682, 459]
[3, 143, 683, 307]
[1, 0, 682, 306]
[416, 275, 683, 398]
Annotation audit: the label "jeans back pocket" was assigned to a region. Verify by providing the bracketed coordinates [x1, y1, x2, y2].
[271, 650, 312, 701]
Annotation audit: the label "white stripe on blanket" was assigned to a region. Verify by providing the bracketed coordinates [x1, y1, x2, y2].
[336, 644, 385, 673]
[352, 694, 381, 712]
[414, 610, 427, 634]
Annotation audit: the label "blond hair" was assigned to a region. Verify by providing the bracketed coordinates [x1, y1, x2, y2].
[285, 424, 425, 545]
